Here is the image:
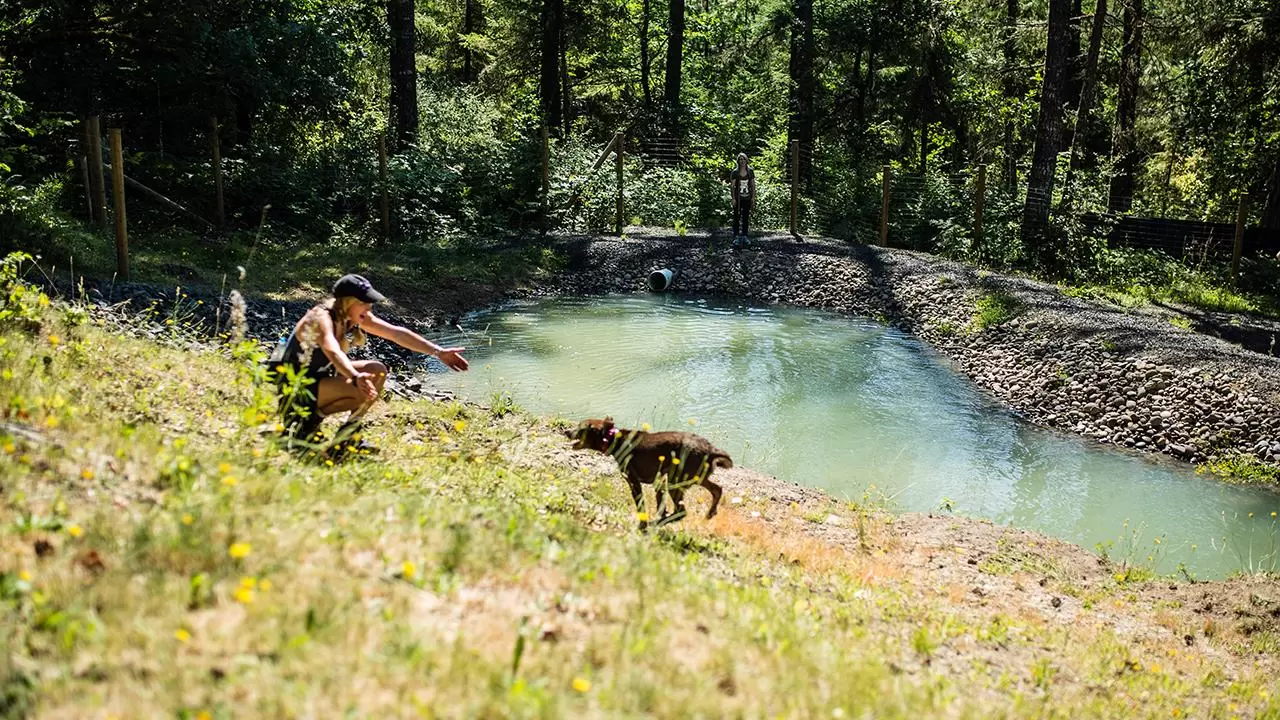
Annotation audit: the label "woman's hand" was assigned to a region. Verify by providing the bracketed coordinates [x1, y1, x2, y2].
[435, 347, 469, 372]
[353, 371, 379, 399]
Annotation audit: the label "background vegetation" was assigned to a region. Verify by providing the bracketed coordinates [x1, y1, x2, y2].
[0, 0, 1277, 298]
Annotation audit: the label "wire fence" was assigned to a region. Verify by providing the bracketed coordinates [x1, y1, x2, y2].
[546, 129, 1280, 269]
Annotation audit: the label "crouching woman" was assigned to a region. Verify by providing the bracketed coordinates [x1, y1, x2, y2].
[271, 274, 469, 449]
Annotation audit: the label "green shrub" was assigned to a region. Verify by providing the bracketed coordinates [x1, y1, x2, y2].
[970, 290, 1023, 330]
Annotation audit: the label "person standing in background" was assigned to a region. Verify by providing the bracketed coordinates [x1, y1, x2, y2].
[731, 153, 756, 247]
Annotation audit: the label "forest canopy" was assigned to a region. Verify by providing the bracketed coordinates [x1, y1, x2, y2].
[1, 0, 1277, 276]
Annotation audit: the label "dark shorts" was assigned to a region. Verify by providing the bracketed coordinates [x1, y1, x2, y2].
[272, 363, 336, 424]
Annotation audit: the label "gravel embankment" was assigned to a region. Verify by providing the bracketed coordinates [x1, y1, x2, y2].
[531, 232, 1280, 470]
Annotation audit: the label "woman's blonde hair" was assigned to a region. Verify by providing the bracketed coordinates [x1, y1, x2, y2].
[321, 296, 368, 351]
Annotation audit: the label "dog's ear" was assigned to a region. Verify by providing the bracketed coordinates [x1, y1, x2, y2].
[602, 416, 614, 430]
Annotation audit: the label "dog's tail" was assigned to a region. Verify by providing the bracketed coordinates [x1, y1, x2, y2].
[712, 453, 733, 469]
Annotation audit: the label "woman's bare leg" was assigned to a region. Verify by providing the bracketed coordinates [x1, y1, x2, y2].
[315, 360, 388, 422]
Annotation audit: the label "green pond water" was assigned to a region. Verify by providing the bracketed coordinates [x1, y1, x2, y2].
[426, 294, 1280, 579]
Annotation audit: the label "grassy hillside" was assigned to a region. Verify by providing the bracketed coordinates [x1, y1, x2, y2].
[3, 265, 1280, 718]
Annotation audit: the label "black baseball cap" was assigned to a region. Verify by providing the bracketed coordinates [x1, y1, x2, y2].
[332, 274, 387, 303]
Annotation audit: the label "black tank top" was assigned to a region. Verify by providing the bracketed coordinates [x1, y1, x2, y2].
[269, 305, 336, 377]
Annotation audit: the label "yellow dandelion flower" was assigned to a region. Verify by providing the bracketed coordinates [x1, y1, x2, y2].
[81, 468, 94, 480]
[641, 423, 651, 432]
[687, 418, 697, 426]
[1272, 512, 1277, 518]
[402, 561, 417, 579]
[233, 586, 255, 604]
[221, 475, 238, 487]
[174, 628, 191, 643]
[658, 455, 665, 462]
[18, 570, 31, 582]
[240, 576, 257, 590]
[273, 423, 285, 433]
[259, 578, 272, 592]
[196, 712, 212, 720]
[636, 511, 650, 522]
[47, 334, 61, 346]
[181, 513, 194, 525]
[67, 524, 84, 538]
[2, 442, 13, 454]
[670, 457, 680, 465]
[219, 462, 231, 474]
[572, 677, 591, 693]
[454, 420, 467, 433]
[1249, 512, 1255, 518]
[44, 416, 59, 429]
[255, 412, 267, 423]
[228, 542, 251, 559]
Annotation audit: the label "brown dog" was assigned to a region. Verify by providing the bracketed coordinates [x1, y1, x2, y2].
[568, 417, 732, 529]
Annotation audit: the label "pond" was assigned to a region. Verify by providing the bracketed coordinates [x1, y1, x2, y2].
[427, 294, 1280, 579]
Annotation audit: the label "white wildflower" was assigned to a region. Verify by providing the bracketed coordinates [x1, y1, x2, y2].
[298, 317, 321, 368]
[228, 290, 248, 345]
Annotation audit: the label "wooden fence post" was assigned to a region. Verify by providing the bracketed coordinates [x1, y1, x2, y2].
[878, 164, 892, 246]
[615, 130, 624, 236]
[86, 116, 108, 228]
[1232, 192, 1250, 285]
[378, 133, 390, 240]
[974, 164, 986, 252]
[540, 123, 550, 236]
[790, 139, 800, 237]
[108, 128, 129, 280]
[210, 115, 225, 227]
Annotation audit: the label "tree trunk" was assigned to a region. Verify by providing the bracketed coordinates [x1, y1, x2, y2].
[1065, 0, 1084, 112]
[917, 39, 934, 175]
[1264, 158, 1280, 229]
[560, 17, 572, 129]
[920, 119, 929, 175]
[1107, 0, 1142, 213]
[462, 0, 476, 83]
[1002, 0, 1020, 192]
[788, 0, 814, 184]
[388, 0, 418, 151]
[1062, 0, 1108, 199]
[640, 0, 652, 110]
[664, 0, 685, 123]
[540, 0, 562, 132]
[858, 45, 876, 126]
[1019, 0, 1072, 261]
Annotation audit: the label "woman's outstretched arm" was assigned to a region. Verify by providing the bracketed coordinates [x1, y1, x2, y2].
[360, 312, 469, 371]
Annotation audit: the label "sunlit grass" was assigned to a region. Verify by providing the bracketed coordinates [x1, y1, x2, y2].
[3, 277, 1280, 717]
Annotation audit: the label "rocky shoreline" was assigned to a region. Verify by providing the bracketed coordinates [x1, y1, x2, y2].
[530, 232, 1280, 473]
